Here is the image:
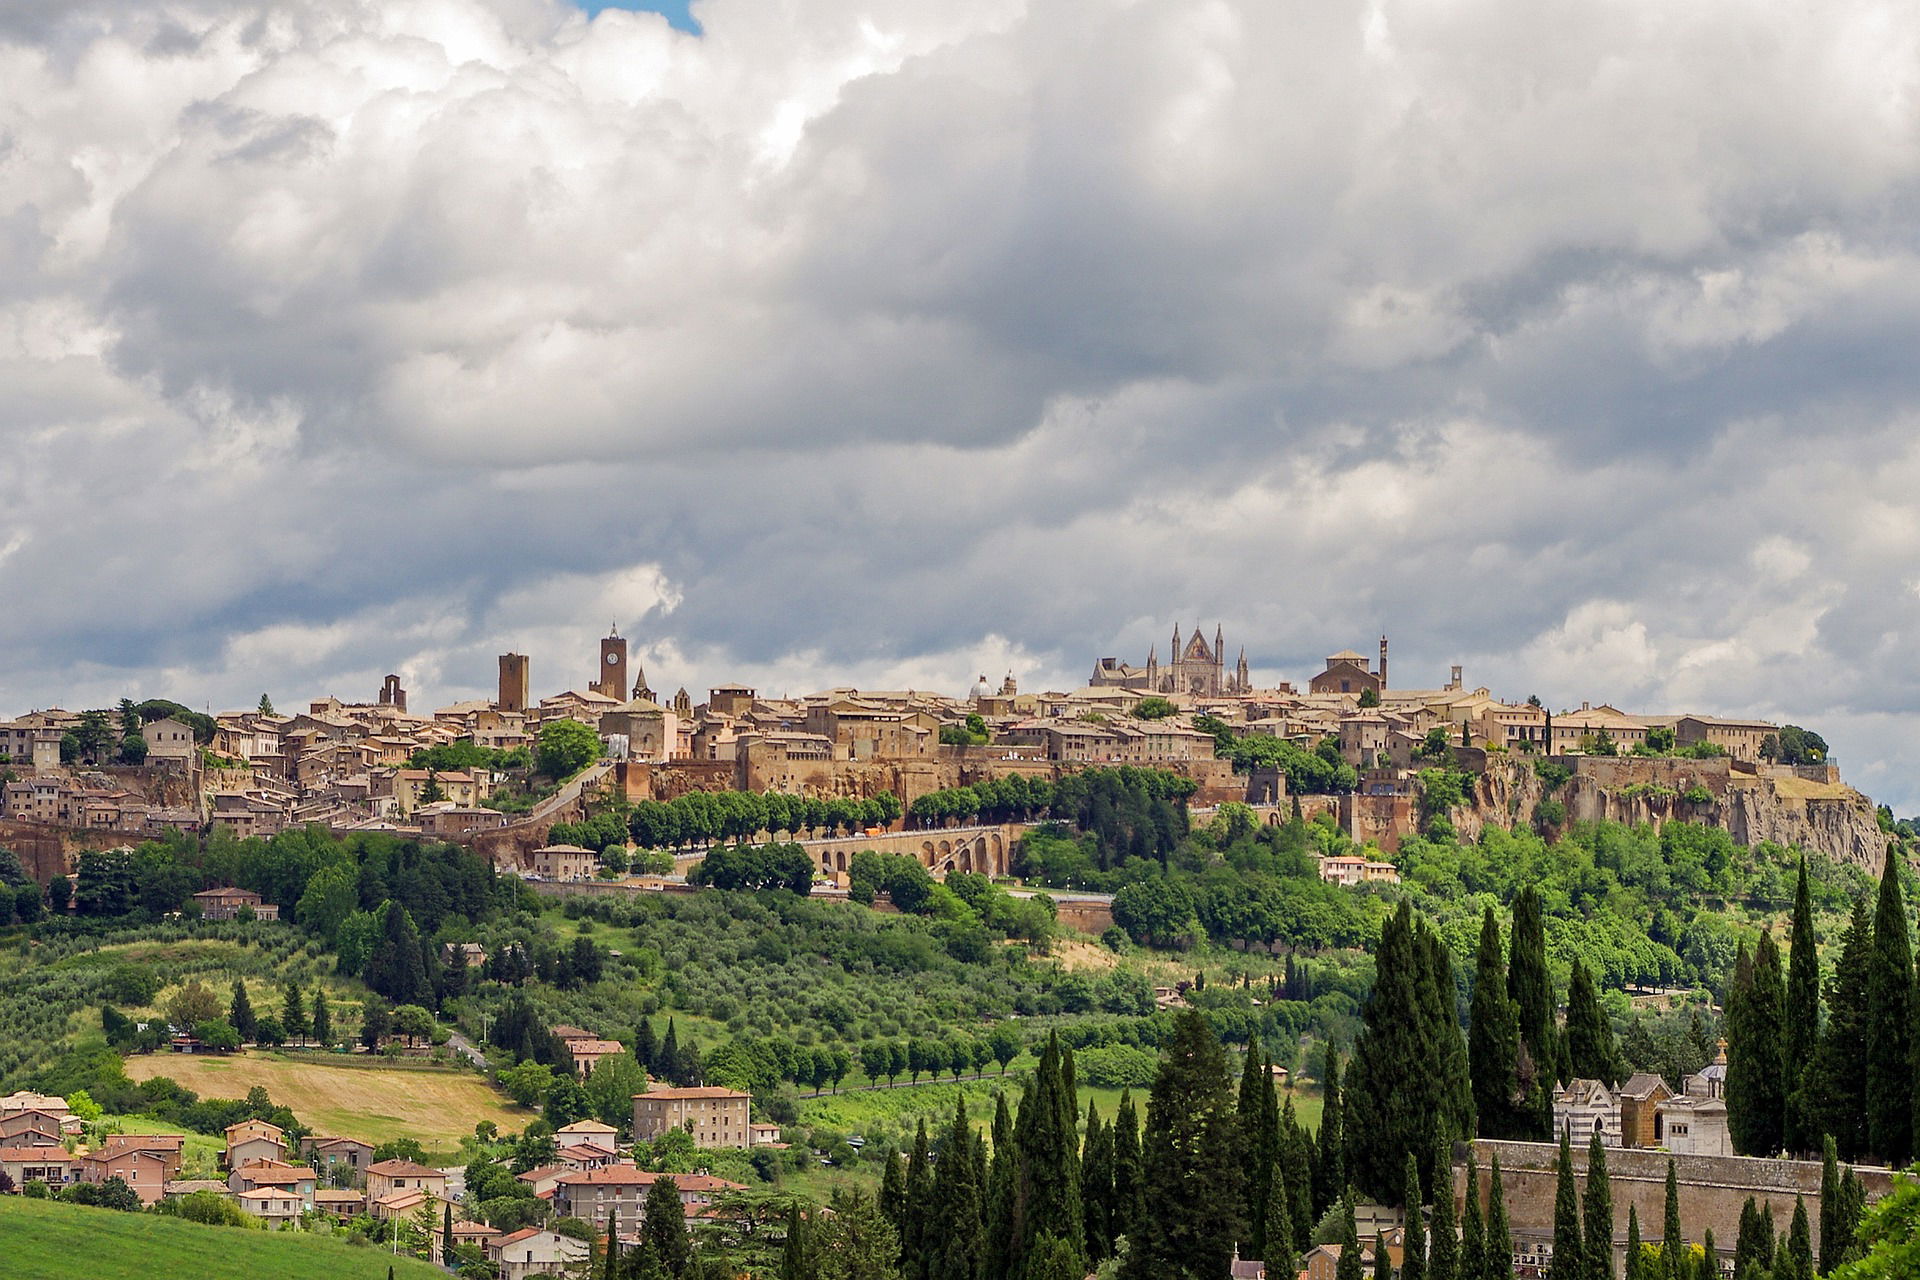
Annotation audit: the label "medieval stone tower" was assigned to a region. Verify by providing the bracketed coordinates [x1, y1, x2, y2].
[498, 653, 530, 711]
[593, 627, 628, 700]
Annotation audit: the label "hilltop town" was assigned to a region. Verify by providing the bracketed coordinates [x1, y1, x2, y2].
[0, 625, 1880, 882]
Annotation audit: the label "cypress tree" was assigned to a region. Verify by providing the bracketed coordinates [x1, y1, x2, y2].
[1727, 932, 1787, 1156]
[1460, 1154, 1485, 1280]
[1759, 1204, 1777, 1272]
[1733, 1198, 1764, 1279]
[1780, 1197, 1812, 1280]
[1827, 1166, 1866, 1274]
[1080, 1101, 1113, 1264]
[443, 1202, 455, 1269]
[229, 980, 257, 1043]
[1239, 1048, 1274, 1257]
[636, 1018, 658, 1075]
[1015, 1035, 1085, 1275]
[1421, 924, 1478, 1171]
[1547, 1131, 1583, 1280]
[1350, 905, 1463, 1202]
[660, 1018, 681, 1087]
[1110, 1088, 1144, 1246]
[1660, 1160, 1684, 1280]
[309, 987, 331, 1048]
[1375, 1232, 1394, 1280]
[1316, 1052, 1345, 1217]
[1783, 858, 1821, 1154]
[1565, 962, 1620, 1087]
[881, 1147, 908, 1239]
[934, 1099, 984, 1280]
[1583, 1129, 1613, 1280]
[1264, 1150, 1294, 1271]
[1120, 1010, 1244, 1280]
[1865, 852, 1912, 1166]
[642, 1176, 688, 1278]
[985, 1093, 1019, 1280]
[1483, 1156, 1512, 1280]
[904, 1120, 932, 1277]
[1470, 906, 1522, 1140]
[1817, 1138, 1842, 1277]
[1336, 1197, 1365, 1280]
[779, 1204, 810, 1280]
[1507, 887, 1557, 1139]
[1403, 1153, 1428, 1280]
[1429, 1137, 1458, 1280]
[1281, 1097, 1314, 1258]
[1806, 897, 1873, 1160]
[1624, 1207, 1643, 1280]
[282, 982, 307, 1047]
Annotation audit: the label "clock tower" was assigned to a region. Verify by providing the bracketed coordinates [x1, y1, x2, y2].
[593, 627, 628, 700]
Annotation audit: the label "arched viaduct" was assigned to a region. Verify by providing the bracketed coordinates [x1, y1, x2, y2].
[798, 823, 1025, 879]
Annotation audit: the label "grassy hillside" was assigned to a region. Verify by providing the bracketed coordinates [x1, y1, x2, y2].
[124, 1050, 526, 1150]
[0, 1196, 445, 1280]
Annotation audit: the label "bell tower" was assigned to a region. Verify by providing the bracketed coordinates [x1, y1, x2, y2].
[594, 626, 628, 700]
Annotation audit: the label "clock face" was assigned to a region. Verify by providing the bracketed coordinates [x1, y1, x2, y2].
[606, 652, 620, 665]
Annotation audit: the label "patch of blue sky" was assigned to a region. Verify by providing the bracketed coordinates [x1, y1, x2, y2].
[576, 0, 700, 35]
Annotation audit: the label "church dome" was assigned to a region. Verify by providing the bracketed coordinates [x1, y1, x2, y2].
[970, 674, 991, 700]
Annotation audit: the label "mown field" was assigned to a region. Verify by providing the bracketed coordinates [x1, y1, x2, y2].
[0, 1196, 446, 1280]
[123, 1050, 525, 1151]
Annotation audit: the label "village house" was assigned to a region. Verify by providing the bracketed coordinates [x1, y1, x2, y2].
[0, 1109, 68, 1147]
[564, 1038, 626, 1079]
[554, 1119, 620, 1150]
[228, 1159, 317, 1208]
[529, 844, 599, 881]
[632, 1086, 753, 1149]
[1673, 715, 1777, 762]
[489, 1226, 592, 1280]
[1317, 854, 1401, 887]
[549, 1166, 747, 1230]
[436, 1219, 503, 1265]
[366, 1157, 449, 1217]
[141, 716, 200, 765]
[314, 1187, 367, 1218]
[301, 1135, 375, 1184]
[235, 1186, 304, 1228]
[193, 886, 278, 922]
[0, 1144, 78, 1190]
[78, 1139, 177, 1205]
[223, 1118, 287, 1168]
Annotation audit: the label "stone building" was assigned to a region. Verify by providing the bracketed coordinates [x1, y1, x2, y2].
[1090, 623, 1248, 697]
[632, 1086, 753, 1148]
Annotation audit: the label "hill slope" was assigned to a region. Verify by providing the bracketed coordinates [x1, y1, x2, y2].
[0, 1197, 446, 1280]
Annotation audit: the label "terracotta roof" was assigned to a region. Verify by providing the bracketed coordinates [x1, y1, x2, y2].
[0, 1145, 76, 1161]
[633, 1086, 751, 1100]
[225, 1119, 285, 1137]
[495, 1227, 543, 1247]
[556, 1120, 618, 1134]
[315, 1189, 366, 1202]
[368, 1158, 444, 1178]
[237, 1187, 300, 1201]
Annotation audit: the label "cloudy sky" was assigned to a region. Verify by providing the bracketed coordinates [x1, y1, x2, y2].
[5, 0, 1920, 806]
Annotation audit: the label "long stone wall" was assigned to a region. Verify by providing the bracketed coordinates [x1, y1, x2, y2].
[1460, 1138, 1896, 1267]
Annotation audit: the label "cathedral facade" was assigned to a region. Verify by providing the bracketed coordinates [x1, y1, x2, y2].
[1089, 623, 1250, 697]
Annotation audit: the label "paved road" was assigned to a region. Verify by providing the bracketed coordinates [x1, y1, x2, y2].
[447, 1030, 489, 1070]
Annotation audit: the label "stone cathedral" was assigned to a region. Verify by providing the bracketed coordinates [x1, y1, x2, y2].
[1089, 623, 1250, 697]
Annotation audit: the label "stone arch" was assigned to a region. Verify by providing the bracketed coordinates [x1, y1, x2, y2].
[835, 849, 848, 873]
[1265, 810, 1281, 826]
[938, 839, 952, 859]
[921, 840, 935, 862]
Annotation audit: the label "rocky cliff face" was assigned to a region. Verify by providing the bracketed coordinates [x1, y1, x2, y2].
[1465, 756, 1888, 873]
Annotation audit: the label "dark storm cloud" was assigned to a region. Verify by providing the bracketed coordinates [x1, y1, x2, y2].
[4, 0, 1920, 801]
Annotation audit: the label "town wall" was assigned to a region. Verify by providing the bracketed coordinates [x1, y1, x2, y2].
[1460, 1138, 1895, 1265]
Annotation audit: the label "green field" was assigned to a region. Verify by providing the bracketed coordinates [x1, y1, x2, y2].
[0, 1196, 445, 1280]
